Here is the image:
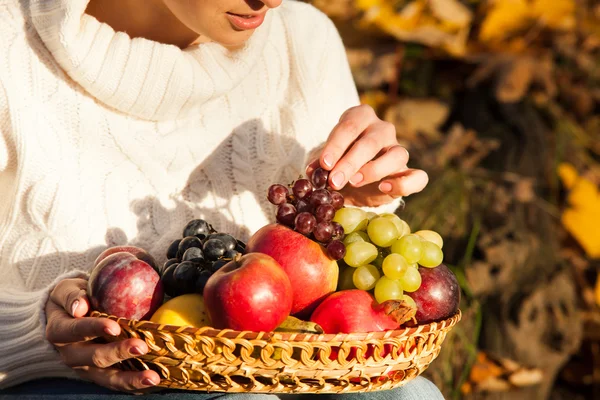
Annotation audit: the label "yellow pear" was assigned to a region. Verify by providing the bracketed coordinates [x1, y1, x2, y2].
[150, 293, 211, 328]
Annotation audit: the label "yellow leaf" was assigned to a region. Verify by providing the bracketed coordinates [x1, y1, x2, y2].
[531, 0, 576, 30]
[355, 0, 472, 55]
[558, 163, 600, 258]
[479, 0, 531, 43]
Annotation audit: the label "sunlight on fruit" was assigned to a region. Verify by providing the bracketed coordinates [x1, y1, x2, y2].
[150, 293, 211, 328]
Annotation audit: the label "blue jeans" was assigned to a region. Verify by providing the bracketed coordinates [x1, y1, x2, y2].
[0, 377, 444, 399]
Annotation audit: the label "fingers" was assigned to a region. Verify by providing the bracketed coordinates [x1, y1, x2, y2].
[46, 301, 121, 344]
[59, 339, 149, 368]
[49, 278, 90, 318]
[77, 367, 160, 393]
[320, 105, 379, 171]
[351, 145, 410, 188]
[327, 122, 397, 190]
[378, 169, 429, 197]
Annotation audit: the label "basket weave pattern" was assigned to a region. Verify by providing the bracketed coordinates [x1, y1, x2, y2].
[91, 310, 461, 394]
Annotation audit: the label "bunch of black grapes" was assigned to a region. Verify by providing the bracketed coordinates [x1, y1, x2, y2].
[159, 219, 245, 297]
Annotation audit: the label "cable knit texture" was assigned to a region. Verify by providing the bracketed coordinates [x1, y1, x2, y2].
[0, 0, 400, 388]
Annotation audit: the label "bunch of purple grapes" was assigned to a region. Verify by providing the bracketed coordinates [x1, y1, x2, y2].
[267, 167, 347, 260]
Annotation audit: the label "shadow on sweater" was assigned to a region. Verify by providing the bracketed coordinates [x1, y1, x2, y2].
[122, 118, 308, 264]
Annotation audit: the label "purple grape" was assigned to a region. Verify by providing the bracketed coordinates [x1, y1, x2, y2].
[268, 184, 289, 205]
[292, 179, 313, 199]
[308, 189, 332, 208]
[313, 221, 334, 243]
[295, 212, 317, 235]
[296, 199, 313, 214]
[276, 203, 297, 227]
[331, 221, 345, 240]
[330, 191, 344, 210]
[327, 240, 346, 260]
[315, 204, 335, 222]
[311, 167, 329, 189]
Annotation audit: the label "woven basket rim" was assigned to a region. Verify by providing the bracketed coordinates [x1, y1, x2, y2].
[90, 309, 461, 342]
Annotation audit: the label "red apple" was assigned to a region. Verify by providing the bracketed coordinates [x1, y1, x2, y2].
[203, 253, 292, 332]
[311, 290, 416, 361]
[87, 252, 164, 320]
[310, 290, 415, 334]
[94, 245, 158, 274]
[410, 264, 460, 324]
[245, 224, 338, 317]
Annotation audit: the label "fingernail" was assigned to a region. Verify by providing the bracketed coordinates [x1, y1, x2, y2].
[71, 300, 79, 317]
[379, 182, 393, 193]
[404, 147, 410, 158]
[130, 346, 146, 356]
[331, 172, 344, 188]
[104, 327, 118, 336]
[142, 378, 157, 386]
[349, 172, 363, 186]
[323, 154, 333, 168]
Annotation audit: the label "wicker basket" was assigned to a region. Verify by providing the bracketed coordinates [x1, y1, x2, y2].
[90, 310, 460, 394]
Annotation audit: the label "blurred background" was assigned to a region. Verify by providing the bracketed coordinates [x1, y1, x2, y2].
[301, 1, 599, 399]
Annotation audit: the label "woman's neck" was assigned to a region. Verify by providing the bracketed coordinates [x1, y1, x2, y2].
[85, 0, 204, 48]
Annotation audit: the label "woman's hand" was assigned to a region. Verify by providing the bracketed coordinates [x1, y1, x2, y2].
[307, 105, 428, 208]
[45, 278, 161, 393]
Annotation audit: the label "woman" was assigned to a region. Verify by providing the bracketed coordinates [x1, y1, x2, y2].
[0, 0, 439, 398]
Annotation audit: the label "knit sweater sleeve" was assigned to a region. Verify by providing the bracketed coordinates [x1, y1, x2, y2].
[0, 77, 88, 389]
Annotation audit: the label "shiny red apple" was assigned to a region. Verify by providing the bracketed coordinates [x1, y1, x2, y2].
[94, 245, 159, 274]
[245, 223, 339, 318]
[203, 253, 292, 332]
[411, 264, 460, 324]
[310, 289, 415, 334]
[87, 252, 164, 320]
[311, 290, 416, 361]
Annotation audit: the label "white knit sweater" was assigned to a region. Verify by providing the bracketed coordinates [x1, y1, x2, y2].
[0, 0, 399, 388]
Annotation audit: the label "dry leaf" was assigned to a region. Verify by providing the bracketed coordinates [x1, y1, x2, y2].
[514, 178, 536, 203]
[595, 275, 600, 308]
[495, 56, 534, 103]
[355, 0, 472, 55]
[463, 351, 544, 393]
[347, 48, 397, 90]
[312, 0, 357, 19]
[384, 99, 450, 141]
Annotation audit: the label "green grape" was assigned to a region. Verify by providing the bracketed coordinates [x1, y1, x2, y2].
[382, 253, 410, 279]
[398, 219, 411, 238]
[380, 213, 411, 238]
[333, 207, 369, 234]
[337, 266, 356, 291]
[367, 211, 378, 220]
[390, 234, 423, 264]
[418, 241, 444, 268]
[415, 230, 443, 249]
[374, 276, 403, 304]
[367, 217, 399, 247]
[372, 248, 390, 268]
[344, 241, 378, 267]
[353, 264, 380, 291]
[343, 231, 370, 246]
[402, 294, 417, 309]
[399, 266, 422, 292]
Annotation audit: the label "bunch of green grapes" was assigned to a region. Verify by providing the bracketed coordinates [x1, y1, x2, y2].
[333, 208, 444, 306]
